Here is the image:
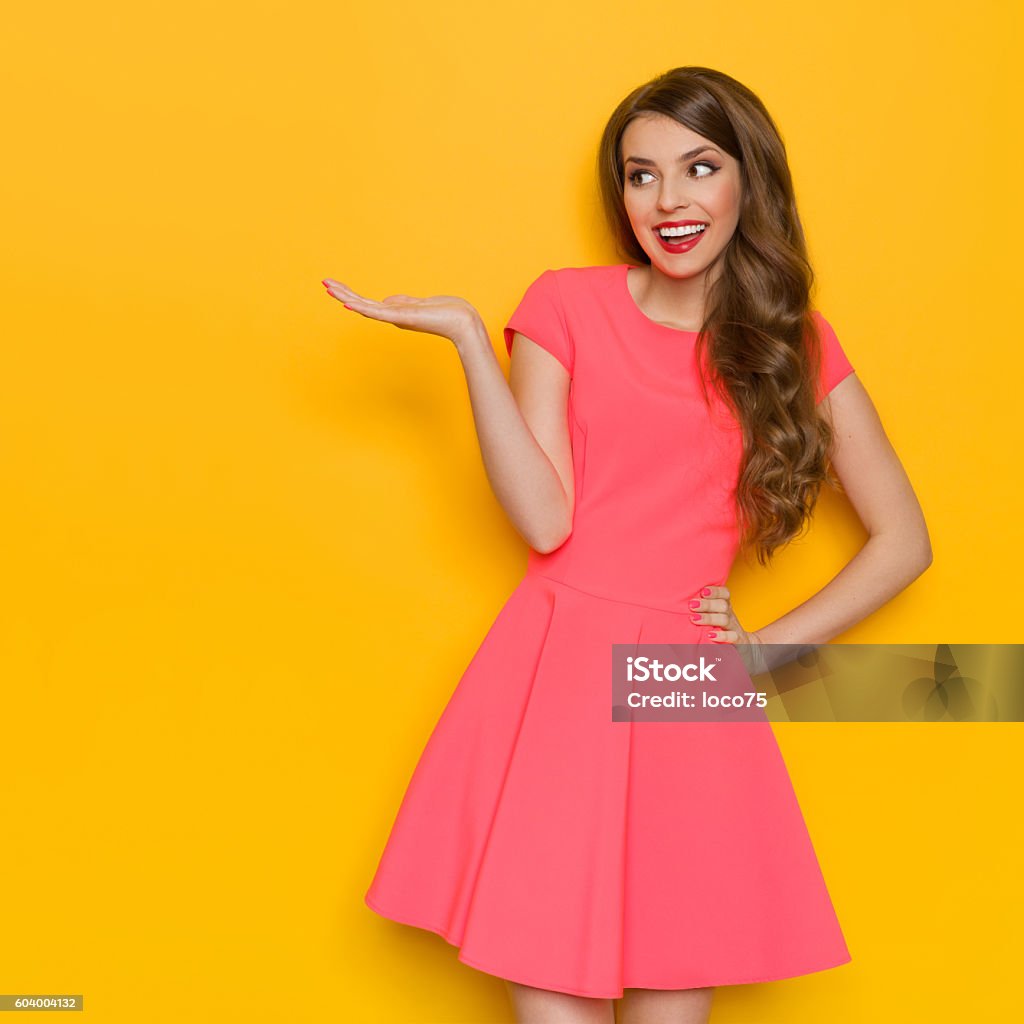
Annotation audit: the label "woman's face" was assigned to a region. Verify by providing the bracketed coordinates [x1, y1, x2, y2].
[620, 113, 742, 283]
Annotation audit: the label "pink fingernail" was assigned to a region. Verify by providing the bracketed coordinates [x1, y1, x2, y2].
[707, 632, 718, 639]
[701, 587, 712, 597]
[688, 599, 700, 610]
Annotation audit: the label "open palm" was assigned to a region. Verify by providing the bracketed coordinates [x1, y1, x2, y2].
[322, 278, 480, 343]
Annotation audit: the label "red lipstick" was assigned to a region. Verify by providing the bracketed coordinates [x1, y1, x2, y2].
[653, 220, 708, 254]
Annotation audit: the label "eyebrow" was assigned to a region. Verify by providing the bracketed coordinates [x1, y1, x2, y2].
[623, 146, 722, 167]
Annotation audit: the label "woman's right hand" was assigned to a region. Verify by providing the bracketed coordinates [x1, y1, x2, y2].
[322, 278, 482, 345]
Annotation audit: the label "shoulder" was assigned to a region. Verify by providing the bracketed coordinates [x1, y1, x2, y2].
[806, 309, 848, 355]
[509, 263, 620, 314]
[805, 309, 856, 400]
[535, 264, 621, 303]
[505, 265, 624, 375]
[546, 264, 620, 286]
[808, 308, 835, 332]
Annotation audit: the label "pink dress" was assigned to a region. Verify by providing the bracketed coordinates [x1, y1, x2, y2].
[364, 262, 855, 998]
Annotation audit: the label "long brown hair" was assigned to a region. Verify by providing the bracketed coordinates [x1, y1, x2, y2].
[597, 66, 842, 566]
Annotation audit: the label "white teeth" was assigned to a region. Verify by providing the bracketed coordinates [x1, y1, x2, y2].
[658, 224, 706, 238]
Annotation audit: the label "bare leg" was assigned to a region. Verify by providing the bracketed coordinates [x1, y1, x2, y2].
[505, 980, 616, 1024]
[616, 987, 715, 1024]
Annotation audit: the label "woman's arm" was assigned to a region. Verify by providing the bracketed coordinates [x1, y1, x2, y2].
[754, 373, 933, 645]
[320, 279, 574, 555]
[455, 320, 574, 554]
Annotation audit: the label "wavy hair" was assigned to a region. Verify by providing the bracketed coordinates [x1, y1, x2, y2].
[597, 66, 843, 566]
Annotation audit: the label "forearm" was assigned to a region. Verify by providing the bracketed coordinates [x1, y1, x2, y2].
[754, 531, 932, 646]
[453, 321, 571, 553]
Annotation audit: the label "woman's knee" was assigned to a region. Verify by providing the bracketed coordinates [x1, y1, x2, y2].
[617, 986, 715, 1024]
[504, 979, 615, 1024]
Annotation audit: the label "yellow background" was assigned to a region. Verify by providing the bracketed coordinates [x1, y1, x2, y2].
[2, 1, 1021, 1020]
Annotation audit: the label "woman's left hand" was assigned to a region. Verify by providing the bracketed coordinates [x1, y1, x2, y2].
[690, 585, 767, 674]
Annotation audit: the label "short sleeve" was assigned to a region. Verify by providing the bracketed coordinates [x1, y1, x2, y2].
[810, 311, 855, 404]
[503, 270, 574, 376]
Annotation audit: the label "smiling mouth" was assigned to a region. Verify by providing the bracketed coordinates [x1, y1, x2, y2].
[655, 224, 708, 240]
[653, 224, 709, 253]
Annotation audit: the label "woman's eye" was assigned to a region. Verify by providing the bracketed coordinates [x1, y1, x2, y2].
[628, 162, 719, 188]
[627, 170, 654, 187]
[690, 161, 718, 178]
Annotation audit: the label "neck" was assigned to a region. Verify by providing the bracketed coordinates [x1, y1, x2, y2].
[638, 262, 713, 331]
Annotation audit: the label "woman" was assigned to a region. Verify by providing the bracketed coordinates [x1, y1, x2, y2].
[326, 66, 931, 1024]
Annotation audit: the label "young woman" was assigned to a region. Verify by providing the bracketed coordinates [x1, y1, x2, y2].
[326, 66, 931, 1024]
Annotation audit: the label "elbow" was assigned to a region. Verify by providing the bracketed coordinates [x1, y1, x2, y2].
[909, 547, 932, 588]
[917, 524, 934, 574]
[902, 530, 933, 583]
[524, 491, 574, 555]
[530, 514, 574, 555]
[868, 525, 932, 587]
[918, 546, 933, 582]
[880, 510, 933, 575]
[532, 527, 573, 555]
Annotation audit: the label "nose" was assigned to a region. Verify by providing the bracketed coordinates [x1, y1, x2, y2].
[657, 179, 691, 212]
